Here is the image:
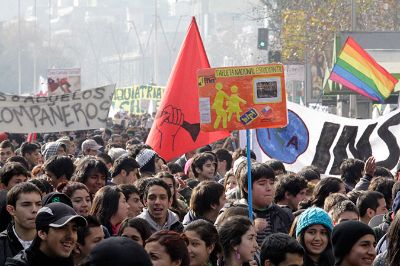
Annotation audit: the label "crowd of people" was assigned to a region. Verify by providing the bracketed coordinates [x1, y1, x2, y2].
[0, 118, 399, 266]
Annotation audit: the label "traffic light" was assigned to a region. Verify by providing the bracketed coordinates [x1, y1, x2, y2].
[257, 28, 268, 50]
[268, 51, 281, 63]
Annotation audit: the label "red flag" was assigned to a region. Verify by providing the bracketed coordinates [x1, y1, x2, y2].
[27, 133, 37, 143]
[146, 17, 229, 160]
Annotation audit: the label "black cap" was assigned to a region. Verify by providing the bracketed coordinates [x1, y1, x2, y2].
[42, 192, 73, 207]
[89, 237, 152, 266]
[36, 202, 87, 229]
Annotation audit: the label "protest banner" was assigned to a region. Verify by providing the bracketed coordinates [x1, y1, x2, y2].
[47, 68, 81, 95]
[0, 84, 115, 133]
[112, 85, 165, 114]
[198, 64, 288, 132]
[242, 101, 400, 175]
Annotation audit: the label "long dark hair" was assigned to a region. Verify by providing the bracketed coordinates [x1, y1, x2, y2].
[311, 177, 344, 208]
[386, 211, 400, 265]
[298, 225, 334, 266]
[217, 216, 253, 266]
[90, 186, 122, 233]
[185, 219, 221, 266]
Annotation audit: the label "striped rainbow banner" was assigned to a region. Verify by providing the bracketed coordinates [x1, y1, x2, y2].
[329, 37, 398, 102]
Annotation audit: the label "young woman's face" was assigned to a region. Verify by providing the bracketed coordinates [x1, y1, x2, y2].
[185, 230, 213, 266]
[342, 234, 376, 266]
[303, 224, 329, 258]
[225, 175, 237, 191]
[145, 241, 181, 266]
[236, 225, 258, 263]
[71, 189, 91, 216]
[112, 193, 129, 224]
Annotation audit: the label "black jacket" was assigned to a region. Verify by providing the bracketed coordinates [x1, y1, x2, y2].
[0, 224, 24, 266]
[6, 246, 74, 266]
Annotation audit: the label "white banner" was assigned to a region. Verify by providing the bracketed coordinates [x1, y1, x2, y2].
[241, 101, 400, 175]
[0, 84, 115, 133]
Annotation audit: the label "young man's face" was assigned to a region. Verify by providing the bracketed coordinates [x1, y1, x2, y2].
[287, 188, 307, 211]
[39, 221, 78, 258]
[252, 177, 275, 209]
[6, 174, 28, 190]
[25, 149, 41, 166]
[197, 160, 216, 180]
[7, 192, 42, 230]
[76, 226, 104, 259]
[124, 168, 139, 184]
[127, 192, 143, 218]
[144, 185, 171, 224]
[0, 147, 14, 163]
[85, 170, 106, 195]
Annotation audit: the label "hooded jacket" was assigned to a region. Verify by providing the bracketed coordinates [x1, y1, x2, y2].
[137, 208, 183, 233]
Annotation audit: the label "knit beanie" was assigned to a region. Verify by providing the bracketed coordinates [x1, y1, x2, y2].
[136, 148, 156, 174]
[296, 207, 333, 237]
[332, 220, 375, 265]
[89, 237, 152, 266]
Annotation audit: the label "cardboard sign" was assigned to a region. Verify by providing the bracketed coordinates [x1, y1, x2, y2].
[198, 64, 288, 131]
[0, 84, 115, 133]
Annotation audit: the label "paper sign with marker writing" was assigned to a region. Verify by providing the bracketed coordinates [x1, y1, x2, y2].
[197, 64, 288, 131]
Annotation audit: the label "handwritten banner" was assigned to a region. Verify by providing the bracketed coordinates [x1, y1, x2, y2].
[198, 64, 288, 131]
[241, 101, 400, 175]
[112, 85, 165, 114]
[0, 84, 115, 133]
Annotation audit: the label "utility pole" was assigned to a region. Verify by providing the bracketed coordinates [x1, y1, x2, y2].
[349, 0, 358, 118]
[18, 0, 22, 95]
[153, 0, 158, 85]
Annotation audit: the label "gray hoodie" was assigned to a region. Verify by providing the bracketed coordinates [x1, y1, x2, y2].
[137, 208, 183, 233]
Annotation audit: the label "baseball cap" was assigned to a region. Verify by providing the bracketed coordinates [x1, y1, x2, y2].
[81, 139, 102, 152]
[36, 202, 87, 229]
[42, 192, 73, 207]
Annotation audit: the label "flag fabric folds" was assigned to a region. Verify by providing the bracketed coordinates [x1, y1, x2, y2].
[146, 17, 229, 161]
[329, 36, 398, 102]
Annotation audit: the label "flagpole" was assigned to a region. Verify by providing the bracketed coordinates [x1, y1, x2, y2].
[246, 129, 253, 221]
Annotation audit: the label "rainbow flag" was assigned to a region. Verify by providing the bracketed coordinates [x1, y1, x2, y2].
[329, 37, 398, 102]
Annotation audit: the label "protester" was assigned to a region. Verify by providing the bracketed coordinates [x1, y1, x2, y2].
[217, 216, 258, 266]
[73, 215, 104, 266]
[223, 169, 238, 194]
[62, 182, 92, 216]
[374, 211, 400, 265]
[308, 177, 346, 208]
[184, 219, 221, 266]
[6, 202, 87, 266]
[145, 230, 190, 266]
[118, 217, 152, 246]
[155, 171, 188, 220]
[72, 157, 108, 196]
[137, 179, 183, 233]
[88, 237, 152, 266]
[0, 141, 15, 166]
[0, 183, 42, 266]
[214, 148, 232, 179]
[330, 199, 359, 225]
[357, 191, 387, 225]
[332, 220, 376, 266]
[43, 155, 74, 189]
[0, 163, 29, 191]
[110, 156, 140, 185]
[81, 140, 102, 157]
[238, 162, 292, 245]
[340, 158, 365, 192]
[191, 153, 217, 182]
[183, 180, 226, 226]
[296, 207, 334, 266]
[260, 233, 304, 266]
[90, 186, 129, 236]
[20, 142, 41, 171]
[274, 173, 308, 212]
[118, 184, 143, 218]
